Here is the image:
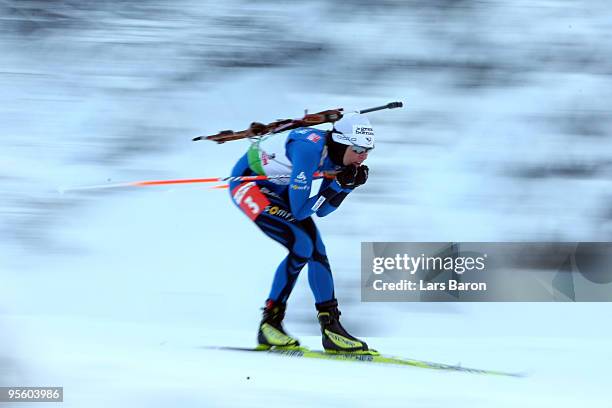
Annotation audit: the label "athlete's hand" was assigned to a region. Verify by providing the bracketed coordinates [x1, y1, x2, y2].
[354, 165, 368, 187]
[335, 165, 358, 189]
[336, 165, 368, 189]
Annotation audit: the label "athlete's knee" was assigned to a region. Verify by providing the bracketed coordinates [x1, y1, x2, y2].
[312, 250, 330, 269]
[292, 233, 314, 260]
[311, 231, 329, 265]
[287, 252, 309, 271]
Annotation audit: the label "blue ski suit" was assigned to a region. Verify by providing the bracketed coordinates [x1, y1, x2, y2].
[228, 128, 353, 304]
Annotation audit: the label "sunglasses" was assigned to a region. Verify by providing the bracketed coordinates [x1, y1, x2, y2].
[350, 145, 373, 154]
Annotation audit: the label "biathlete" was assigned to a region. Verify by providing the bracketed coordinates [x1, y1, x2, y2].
[229, 113, 376, 354]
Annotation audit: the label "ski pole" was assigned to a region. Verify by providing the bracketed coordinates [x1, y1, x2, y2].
[58, 172, 334, 193]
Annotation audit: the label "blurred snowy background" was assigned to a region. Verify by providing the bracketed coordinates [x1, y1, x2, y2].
[1, 1, 612, 407]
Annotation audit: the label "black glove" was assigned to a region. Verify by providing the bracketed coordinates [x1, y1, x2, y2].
[355, 165, 368, 187]
[335, 165, 358, 188]
[336, 165, 368, 189]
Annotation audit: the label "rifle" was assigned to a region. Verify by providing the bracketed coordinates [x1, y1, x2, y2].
[193, 101, 402, 144]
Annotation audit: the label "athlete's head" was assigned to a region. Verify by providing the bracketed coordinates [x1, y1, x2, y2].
[328, 113, 375, 166]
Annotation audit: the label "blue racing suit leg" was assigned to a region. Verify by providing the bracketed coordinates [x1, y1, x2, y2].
[298, 217, 335, 304]
[229, 179, 335, 305]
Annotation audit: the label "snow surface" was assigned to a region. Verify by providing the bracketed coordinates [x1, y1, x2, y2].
[2, 1, 612, 407]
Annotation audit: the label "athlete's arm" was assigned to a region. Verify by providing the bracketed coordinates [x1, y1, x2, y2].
[287, 141, 344, 220]
[315, 178, 352, 217]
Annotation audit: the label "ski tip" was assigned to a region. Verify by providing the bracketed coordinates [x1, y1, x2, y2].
[508, 370, 531, 379]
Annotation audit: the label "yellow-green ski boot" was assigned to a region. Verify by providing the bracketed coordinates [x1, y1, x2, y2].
[316, 299, 378, 355]
[257, 300, 301, 350]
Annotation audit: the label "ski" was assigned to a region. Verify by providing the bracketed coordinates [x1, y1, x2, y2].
[204, 346, 524, 378]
